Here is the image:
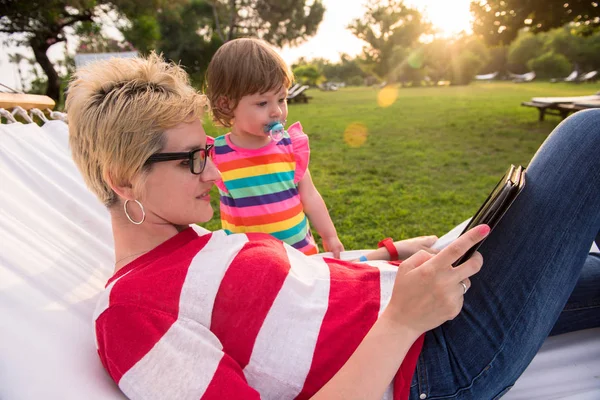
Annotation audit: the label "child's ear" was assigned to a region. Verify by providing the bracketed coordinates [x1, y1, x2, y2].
[216, 96, 232, 113]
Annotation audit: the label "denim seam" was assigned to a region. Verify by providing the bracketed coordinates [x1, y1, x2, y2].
[560, 303, 600, 311]
[417, 350, 429, 397]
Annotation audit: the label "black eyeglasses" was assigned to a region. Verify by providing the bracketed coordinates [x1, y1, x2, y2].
[144, 144, 215, 174]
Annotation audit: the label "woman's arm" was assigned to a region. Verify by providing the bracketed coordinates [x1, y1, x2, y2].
[312, 307, 422, 400]
[312, 226, 488, 400]
[298, 169, 344, 258]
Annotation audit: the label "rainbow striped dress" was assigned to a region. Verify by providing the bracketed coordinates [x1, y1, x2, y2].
[213, 122, 318, 255]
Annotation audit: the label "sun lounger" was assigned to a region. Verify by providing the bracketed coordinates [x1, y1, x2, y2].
[579, 70, 598, 83]
[511, 71, 536, 83]
[1, 114, 599, 400]
[564, 70, 579, 82]
[475, 72, 498, 81]
[522, 92, 600, 121]
[287, 83, 301, 97]
[572, 99, 600, 108]
[287, 84, 312, 103]
[530, 92, 600, 104]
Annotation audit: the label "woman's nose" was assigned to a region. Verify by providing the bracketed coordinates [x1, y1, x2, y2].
[200, 158, 221, 182]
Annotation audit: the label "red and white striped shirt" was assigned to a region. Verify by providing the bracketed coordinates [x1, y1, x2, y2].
[94, 227, 423, 399]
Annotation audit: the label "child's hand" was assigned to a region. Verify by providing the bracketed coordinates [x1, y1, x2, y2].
[323, 236, 345, 259]
[394, 236, 439, 260]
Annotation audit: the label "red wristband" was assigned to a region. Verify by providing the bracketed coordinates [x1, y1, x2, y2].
[378, 237, 399, 261]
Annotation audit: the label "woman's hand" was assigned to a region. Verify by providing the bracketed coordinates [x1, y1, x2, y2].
[394, 235, 439, 260]
[323, 236, 345, 259]
[383, 225, 489, 337]
[312, 226, 488, 400]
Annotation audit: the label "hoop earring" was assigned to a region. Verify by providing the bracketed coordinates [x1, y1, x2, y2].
[123, 199, 146, 225]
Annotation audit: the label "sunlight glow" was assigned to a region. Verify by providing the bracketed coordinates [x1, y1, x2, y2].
[377, 86, 399, 108]
[280, 0, 475, 65]
[343, 122, 369, 148]
[418, 0, 474, 37]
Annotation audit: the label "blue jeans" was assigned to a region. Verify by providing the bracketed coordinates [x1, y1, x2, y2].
[410, 109, 600, 400]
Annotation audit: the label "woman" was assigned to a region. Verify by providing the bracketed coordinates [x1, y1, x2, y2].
[66, 53, 599, 400]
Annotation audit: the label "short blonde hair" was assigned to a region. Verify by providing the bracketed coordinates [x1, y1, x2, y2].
[206, 38, 293, 127]
[66, 52, 208, 207]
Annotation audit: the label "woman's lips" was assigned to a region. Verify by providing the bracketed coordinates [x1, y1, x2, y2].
[196, 191, 211, 200]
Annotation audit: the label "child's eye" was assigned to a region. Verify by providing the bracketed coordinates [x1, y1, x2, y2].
[279, 98, 286, 103]
[258, 101, 267, 107]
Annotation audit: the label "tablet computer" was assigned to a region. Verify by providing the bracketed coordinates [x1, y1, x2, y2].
[453, 164, 526, 266]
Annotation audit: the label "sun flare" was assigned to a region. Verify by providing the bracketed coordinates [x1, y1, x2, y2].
[418, 0, 474, 37]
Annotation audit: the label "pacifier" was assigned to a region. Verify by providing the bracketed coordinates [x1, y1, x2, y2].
[265, 121, 285, 142]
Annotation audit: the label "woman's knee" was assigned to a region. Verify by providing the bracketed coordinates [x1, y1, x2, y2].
[554, 109, 600, 147]
[535, 109, 600, 166]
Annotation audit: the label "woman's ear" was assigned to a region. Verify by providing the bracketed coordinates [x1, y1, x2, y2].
[104, 169, 135, 201]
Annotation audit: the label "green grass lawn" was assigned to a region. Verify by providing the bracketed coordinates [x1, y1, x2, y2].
[202, 81, 600, 250]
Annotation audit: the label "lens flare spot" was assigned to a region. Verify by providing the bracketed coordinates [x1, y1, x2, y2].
[407, 49, 424, 69]
[377, 86, 398, 108]
[344, 122, 368, 148]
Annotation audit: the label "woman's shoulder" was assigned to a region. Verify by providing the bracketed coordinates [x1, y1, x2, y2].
[93, 231, 294, 327]
[97, 230, 281, 299]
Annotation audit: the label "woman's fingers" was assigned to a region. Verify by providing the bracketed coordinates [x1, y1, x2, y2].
[434, 225, 490, 268]
[384, 228, 488, 333]
[458, 278, 471, 295]
[454, 251, 484, 282]
[398, 250, 435, 272]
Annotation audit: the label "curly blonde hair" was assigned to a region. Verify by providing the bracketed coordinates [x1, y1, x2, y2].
[66, 52, 208, 207]
[205, 38, 293, 127]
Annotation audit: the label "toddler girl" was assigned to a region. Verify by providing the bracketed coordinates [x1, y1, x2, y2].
[206, 38, 344, 257]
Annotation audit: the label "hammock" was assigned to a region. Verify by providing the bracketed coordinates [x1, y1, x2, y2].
[0, 106, 598, 400]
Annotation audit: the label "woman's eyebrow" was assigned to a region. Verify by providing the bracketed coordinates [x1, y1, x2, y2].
[164, 144, 201, 153]
[184, 144, 203, 151]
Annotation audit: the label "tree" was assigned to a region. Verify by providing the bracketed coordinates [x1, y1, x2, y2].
[527, 51, 572, 79]
[543, 25, 600, 71]
[471, 0, 600, 46]
[76, 21, 136, 54]
[1, 0, 325, 100]
[209, 0, 325, 46]
[292, 54, 367, 83]
[128, 0, 324, 88]
[479, 45, 508, 76]
[146, 0, 324, 87]
[347, 0, 430, 80]
[507, 31, 545, 73]
[324, 54, 367, 83]
[502, 26, 600, 77]
[149, 0, 222, 87]
[422, 35, 489, 85]
[0, 0, 180, 101]
[292, 64, 321, 86]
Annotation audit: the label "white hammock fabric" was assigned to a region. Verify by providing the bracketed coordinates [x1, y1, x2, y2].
[0, 120, 598, 400]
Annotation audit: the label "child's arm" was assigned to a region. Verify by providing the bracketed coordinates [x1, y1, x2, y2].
[349, 236, 439, 263]
[298, 169, 344, 258]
